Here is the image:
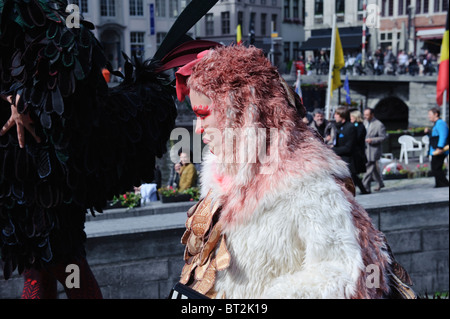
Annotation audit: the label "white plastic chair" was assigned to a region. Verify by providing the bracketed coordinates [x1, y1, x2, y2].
[421, 135, 431, 161]
[398, 135, 423, 164]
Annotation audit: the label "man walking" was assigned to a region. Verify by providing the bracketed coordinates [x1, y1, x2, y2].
[362, 108, 386, 192]
[427, 107, 449, 188]
[332, 107, 369, 194]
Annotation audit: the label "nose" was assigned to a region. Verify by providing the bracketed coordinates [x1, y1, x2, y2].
[195, 119, 204, 135]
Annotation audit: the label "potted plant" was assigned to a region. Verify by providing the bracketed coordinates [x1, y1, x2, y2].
[159, 186, 199, 203]
[382, 163, 410, 180]
[110, 192, 142, 209]
[415, 164, 430, 178]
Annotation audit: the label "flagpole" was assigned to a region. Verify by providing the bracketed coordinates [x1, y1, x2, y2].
[325, 14, 337, 120]
[443, 90, 447, 124]
[362, 0, 367, 68]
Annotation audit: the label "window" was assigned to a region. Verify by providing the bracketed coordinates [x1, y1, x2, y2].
[283, 42, 290, 62]
[314, 0, 323, 15]
[357, 0, 364, 11]
[261, 13, 267, 35]
[398, 0, 404, 15]
[336, 0, 345, 13]
[284, 0, 290, 19]
[434, 0, 449, 12]
[238, 11, 244, 32]
[155, 0, 165, 17]
[68, 0, 88, 13]
[388, 0, 394, 16]
[271, 14, 277, 32]
[129, 0, 144, 16]
[205, 13, 214, 36]
[169, 0, 179, 18]
[130, 32, 145, 57]
[415, 0, 431, 14]
[156, 32, 167, 50]
[357, 0, 364, 21]
[415, 0, 422, 13]
[100, 0, 115, 16]
[180, 0, 191, 11]
[250, 12, 256, 33]
[293, 41, 300, 60]
[293, 0, 299, 19]
[221, 11, 230, 34]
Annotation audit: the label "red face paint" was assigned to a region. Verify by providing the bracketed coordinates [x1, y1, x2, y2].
[192, 105, 211, 119]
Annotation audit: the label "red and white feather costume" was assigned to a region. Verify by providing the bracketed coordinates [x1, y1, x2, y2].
[177, 45, 415, 299]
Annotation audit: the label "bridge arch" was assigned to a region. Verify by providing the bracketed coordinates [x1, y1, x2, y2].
[373, 97, 409, 131]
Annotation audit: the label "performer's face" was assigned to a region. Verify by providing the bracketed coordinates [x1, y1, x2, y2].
[190, 90, 219, 154]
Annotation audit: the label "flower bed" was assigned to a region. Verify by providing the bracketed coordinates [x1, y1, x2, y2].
[159, 186, 199, 203]
[108, 192, 142, 209]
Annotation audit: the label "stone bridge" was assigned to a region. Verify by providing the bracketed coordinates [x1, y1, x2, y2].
[283, 73, 446, 132]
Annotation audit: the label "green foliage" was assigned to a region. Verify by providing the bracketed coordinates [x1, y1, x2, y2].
[111, 192, 142, 209]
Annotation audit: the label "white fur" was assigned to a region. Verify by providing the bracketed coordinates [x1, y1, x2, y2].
[200, 151, 365, 299]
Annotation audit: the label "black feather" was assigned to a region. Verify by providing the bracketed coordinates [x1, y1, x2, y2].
[0, 0, 219, 279]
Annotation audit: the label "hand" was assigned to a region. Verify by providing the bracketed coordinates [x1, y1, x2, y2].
[0, 94, 41, 148]
[0, 95, 13, 104]
[366, 138, 373, 144]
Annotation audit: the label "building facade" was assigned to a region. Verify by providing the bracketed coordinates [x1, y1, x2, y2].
[194, 0, 284, 64]
[301, 0, 370, 57]
[280, 0, 306, 73]
[68, 0, 195, 70]
[300, 0, 448, 58]
[377, 0, 448, 56]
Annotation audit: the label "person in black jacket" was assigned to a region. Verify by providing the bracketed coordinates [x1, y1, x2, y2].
[332, 107, 370, 195]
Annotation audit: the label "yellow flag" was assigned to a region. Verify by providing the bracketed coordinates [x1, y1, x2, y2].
[331, 28, 345, 96]
[237, 24, 242, 45]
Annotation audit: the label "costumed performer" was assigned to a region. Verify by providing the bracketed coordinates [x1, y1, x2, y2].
[0, 0, 219, 299]
[173, 45, 416, 299]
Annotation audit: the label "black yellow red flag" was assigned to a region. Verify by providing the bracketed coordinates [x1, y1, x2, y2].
[436, 11, 449, 106]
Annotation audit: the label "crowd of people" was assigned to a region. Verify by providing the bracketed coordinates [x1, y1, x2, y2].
[296, 47, 439, 77]
[306, 106, 449, 193]
[305, 107, 387, 195]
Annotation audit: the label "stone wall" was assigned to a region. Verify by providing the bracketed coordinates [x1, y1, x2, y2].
[369, 201, 449, 295]
[0, 199, 448, 299]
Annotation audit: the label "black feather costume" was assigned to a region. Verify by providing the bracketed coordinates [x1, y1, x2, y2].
[0, 0, 219, 282]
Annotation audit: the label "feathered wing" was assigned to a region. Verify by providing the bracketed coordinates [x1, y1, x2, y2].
[0, 0, 219, 279]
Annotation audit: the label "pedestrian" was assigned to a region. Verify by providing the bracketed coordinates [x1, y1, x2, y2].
[168, 149, 182, 188]
[362, 108, 386, 192]
[332, 107, 369, 195]
[397, 50, 408, 74]
[308, 108, 333, 139]
[350, 110, 369, 194]
[426, 108, 449, 188]
[178, 151, 198, 192]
